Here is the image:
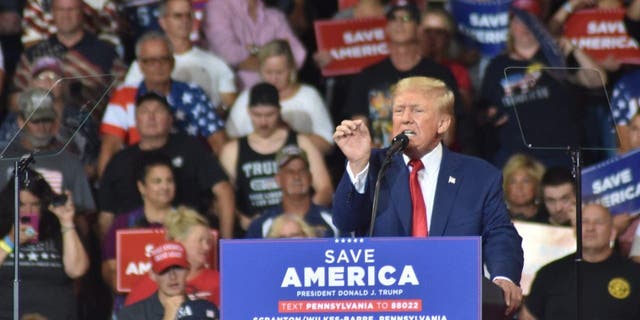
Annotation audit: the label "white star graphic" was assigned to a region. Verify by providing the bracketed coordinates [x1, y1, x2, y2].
[41, 252, 49, 260]
[186, 125, 197, 135]
[182, 92, 194, 104]
[175, 109, 186, 121]
[193, 103, 203, 115]
[27, 252, 38, 261]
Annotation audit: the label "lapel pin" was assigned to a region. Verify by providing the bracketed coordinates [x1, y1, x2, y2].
[448, 176, 456, 184]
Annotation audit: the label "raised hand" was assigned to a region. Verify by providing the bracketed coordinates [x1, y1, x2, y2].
[333, 119, 372, 173]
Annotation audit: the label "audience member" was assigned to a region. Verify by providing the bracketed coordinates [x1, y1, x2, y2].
[98, 92, 234, 239]
[626, 0, 640, 41]
[21, 0, 120, 48]
[0, 56, 101, 178]
[502, 154, 547, 222]
[117, 241, 190, 320]
[226, 39, 334, 154]
[311, 0, 389, 131]
[548, 0, 624, 72]
[332, 0, 389, 20]
[0, 88, 96, 212]
[125, 206, 220, 306]
[266, 213, 318, 238]
[99, 31, 227, 176]
[12, 0, 126, 113]
[0, 1, 24, 102]
[341, 2, 461, 149]
[419, 7, 473, 113]
[540, 167, 576, 226]
[478, 7, 604, 168]
[101, 154, 175, 314]
[220, 82, 333, 235]
[0, 169, 89, 319]
[124, 0, 237, 114]
[204, 0, 306, 90]
[246, 145, 337, 238]
[521, 204, 640, 319]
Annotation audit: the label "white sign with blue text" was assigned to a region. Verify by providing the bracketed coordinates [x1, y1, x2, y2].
[582, 149, 640, 215]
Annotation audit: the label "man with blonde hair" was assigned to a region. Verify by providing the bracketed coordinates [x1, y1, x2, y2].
[334, 76, 523, 316]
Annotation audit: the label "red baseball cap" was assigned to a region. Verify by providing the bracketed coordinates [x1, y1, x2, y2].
[151, 241, 190, 273]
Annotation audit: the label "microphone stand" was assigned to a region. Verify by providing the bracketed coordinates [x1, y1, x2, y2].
[368, 155, 395, 237]
[570, 148, 583, 320]
[13, 154, 35, 320]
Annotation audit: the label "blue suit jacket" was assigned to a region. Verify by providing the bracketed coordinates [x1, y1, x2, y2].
[333, 147, 524, 284]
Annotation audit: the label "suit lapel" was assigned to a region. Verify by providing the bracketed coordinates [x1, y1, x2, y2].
[387, 154, 412, 234]
[430, 148, 462, 236]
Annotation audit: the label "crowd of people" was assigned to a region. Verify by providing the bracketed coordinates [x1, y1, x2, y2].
[0, 0, 639, 318]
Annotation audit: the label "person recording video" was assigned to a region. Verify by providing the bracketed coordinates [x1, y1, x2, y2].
[0, 168, 88, 319]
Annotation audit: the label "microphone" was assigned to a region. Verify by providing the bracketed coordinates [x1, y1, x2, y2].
[384, 133, 409, 158]
[369, 132, 409, 236]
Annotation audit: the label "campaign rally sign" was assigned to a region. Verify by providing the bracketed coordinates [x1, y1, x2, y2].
[450, 0, 511, 57]
[314, 17, 389, 77]
[563, 8, 640, 65]
[116, 228, 219, 293]
[582, 148, 640, 215]
[221, 237, 481, 319]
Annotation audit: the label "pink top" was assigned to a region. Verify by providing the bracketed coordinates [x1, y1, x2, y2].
[204, 0, 307, 89]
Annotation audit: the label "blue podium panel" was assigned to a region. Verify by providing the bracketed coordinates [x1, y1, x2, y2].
[221, 237, 481, 319]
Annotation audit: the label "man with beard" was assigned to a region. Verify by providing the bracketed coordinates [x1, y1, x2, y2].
[0, 87, 95, 212]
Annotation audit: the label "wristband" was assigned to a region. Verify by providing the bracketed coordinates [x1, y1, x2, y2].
[562, 2, 573, 14]
[3, 236, 14, 250]
[0, 241, 13, 254]
[61, 224, 76, 234]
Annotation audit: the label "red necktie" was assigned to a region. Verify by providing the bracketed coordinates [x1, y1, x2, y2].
[409, 159, 428, 237]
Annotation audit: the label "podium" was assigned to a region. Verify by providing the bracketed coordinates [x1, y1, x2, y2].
[220, 237, 498, 319]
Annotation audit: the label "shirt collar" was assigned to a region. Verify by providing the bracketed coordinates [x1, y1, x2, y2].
[402, 142, 443, 177]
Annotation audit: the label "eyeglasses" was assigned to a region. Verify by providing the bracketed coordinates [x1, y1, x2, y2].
[35, 71, 61, 81]
[139, 56, 173, 65]
[389, 15, 414, 23]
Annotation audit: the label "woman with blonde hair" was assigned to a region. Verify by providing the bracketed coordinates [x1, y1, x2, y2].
[226, 39, 334, 154]
[502, 154, 546, 222]
[124, 206, 220, 307]
[266, 213, 318, 238]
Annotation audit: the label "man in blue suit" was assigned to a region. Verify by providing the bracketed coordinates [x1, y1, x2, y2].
[333, 76, 524, 316]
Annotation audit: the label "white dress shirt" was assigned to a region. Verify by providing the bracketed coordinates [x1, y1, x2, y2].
[347, 143, 443, 233]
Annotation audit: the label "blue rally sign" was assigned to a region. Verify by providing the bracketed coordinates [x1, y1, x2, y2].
[450, 0, 511, 57]
[582, 149, 640, 215]
[220, 237, 481, 319]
